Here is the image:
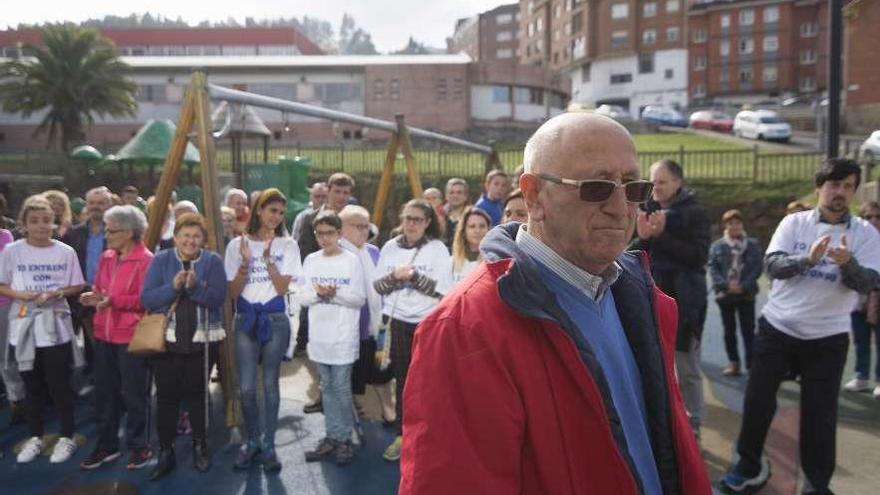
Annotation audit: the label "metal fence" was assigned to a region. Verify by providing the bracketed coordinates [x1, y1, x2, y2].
[1, 144, 827, 189]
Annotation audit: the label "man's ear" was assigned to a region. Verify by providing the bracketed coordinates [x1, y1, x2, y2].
[520, 173, 545, 221]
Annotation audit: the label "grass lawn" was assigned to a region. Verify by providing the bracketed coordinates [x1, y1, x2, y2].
[632, 131, 748, 151]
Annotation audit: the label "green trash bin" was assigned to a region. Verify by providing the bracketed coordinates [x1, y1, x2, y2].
[242, 157, 312, 225]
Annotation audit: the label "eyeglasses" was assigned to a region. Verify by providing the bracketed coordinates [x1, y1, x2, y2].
[863, 215, 880, 221]
[403, 216, 427, 224]
[537, 173, 653, 203]
[105, 228, 126, 235]
[346, 223, 370, 231]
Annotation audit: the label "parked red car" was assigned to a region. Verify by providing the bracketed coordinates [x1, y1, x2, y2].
[689, 110, 734, 133]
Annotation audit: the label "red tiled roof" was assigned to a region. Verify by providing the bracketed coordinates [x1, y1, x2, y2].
[0, 26, 323, 55]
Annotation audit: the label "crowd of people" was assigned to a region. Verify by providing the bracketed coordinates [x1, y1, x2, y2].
[0, 112, 877, 495]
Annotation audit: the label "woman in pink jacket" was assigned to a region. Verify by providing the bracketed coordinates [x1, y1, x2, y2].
[78, 205, 154, 471]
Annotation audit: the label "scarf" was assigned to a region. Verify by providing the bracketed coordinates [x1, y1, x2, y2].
[723, 231, 747, 285]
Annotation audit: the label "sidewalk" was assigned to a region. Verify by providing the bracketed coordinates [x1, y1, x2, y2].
[699, 293, 880, 495]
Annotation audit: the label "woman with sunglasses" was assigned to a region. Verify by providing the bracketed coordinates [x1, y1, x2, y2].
[225, 188, 302, 473]
[451, 207, 491, 284]
[374, 198, 452, 462]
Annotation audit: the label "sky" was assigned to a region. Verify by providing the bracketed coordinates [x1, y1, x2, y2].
[4, 0, 508, 52]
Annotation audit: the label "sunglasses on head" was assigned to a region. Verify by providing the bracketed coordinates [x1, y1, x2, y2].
[537, 173, 653, 203]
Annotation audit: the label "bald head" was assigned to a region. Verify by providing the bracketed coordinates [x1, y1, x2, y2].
[523, 113, 636, 177]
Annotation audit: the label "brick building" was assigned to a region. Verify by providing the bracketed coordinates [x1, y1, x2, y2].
[519, 0, 689, 116]
[448, 3, 521, 63]
[686, 0, 829, 107]
[0, 26, 324, 57]
[844, 0, 880, 132]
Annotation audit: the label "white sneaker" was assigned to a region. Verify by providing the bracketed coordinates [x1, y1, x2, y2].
[843, 377, 871, 392]
[873, 385, 880, 399]
[16, 437, 43, 463]
[50, 437, 78, 463]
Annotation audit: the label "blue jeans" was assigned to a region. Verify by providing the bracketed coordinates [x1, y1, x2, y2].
[316, 362, 354, 443]
[235, 312, 290, 451]
[851, 311, 880, 381]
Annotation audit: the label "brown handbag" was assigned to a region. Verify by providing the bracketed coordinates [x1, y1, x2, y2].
[128, 298, 179, 356]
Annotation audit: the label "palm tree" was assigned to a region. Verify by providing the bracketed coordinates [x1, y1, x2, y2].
[0, 23, 137, 151]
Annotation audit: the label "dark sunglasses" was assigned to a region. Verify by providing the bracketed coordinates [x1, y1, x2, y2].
[537, 173, 653, 203]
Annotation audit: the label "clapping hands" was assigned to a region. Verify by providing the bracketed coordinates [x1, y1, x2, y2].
[637, 210, 667, 240]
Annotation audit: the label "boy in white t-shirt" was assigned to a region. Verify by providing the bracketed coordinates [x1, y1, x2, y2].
[300, 212, 366, 466]
[721, 159, 880, 494]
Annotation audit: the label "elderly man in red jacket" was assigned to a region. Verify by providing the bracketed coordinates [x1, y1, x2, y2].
[400, 112, 711, 494]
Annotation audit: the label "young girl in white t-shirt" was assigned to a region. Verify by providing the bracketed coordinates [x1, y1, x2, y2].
[0, 196, 85, 464]
[450, 207, 491, 285]
[225, 188, 302, 473]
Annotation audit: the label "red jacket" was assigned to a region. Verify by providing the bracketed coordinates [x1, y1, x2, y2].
[400, 226, 710, 495]
[92, 242, 153, 344]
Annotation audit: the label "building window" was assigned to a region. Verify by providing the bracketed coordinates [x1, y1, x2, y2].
[739, 67, 753, 83]
[764, 6, 780, 24]
[720, 14, 731, 29]
[222, 45, 257, 56]
[537, 17, 544, 32]
[496, 48, 514, 59]
[693, 83, 706, 97]
[693, 55, 707, 71]
[390, 79, 400, 100]
[666, 1, 680, 13]
[665, 68, 674, 79]
[666, 27, 679, 42]
[644, 2, 657, 18]
[720, 40, 730, 57]
[739, 9, 755, 26]
[693, 28, 708, 44]
[800, 76, 816, 92]
[800, 23, 819, 37]
[515, 87, 545, 105]
[496, 31, 513, 42]
[555, 4, 562, 18]
[572, 11, 583, 32]
[763, 66, 778, 83]
[638, 53, 655, 74]
[612, 30, 628, 48]
[581, 63, 591, 82]
[373, 79, 384, 100]
[612, 3, 629, 20]
[496, 12, 513, 24]
[800, 49, 817, 64]
[763, 35, 778, 52]
[739, 38, 754, 55]
[492, 85, 511, 103]
[610, 73, 633, 84]
[720, 70, 729, 83]
[642, 29, 657, 45]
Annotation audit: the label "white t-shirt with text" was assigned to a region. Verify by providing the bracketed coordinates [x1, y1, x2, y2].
[762, 210, 880, 339]
[225, 236, 303, 304]
[0, 240, 84, 347]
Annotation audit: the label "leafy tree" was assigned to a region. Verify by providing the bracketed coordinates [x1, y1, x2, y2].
[338, 14, 378, 55]
[0, 23, 138, 150]
[393, 37, 433, 55]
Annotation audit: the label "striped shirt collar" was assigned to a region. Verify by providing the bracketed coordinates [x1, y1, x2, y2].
[515, 225, 621, 301]
[809, 207, 852, 227]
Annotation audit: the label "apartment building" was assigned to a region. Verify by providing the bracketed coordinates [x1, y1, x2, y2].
[686, 0, 829, 106]
[449, 3, 521, 63]
[520, 0, 689, 117]
[844, 0, 880, 132]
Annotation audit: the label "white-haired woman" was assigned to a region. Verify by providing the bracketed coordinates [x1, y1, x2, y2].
[79, 205, 154, 471]
[225, 188, 250, 236]
[0, 196, 85, 464]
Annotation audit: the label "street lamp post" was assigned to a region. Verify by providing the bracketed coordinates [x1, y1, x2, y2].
[826, 0, 843, 158]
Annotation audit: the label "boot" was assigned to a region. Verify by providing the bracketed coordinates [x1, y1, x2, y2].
[9, 401, 26, 426]
[193, 438, 211, 473]
[722, 361, 741, 377]
[149, 448, 176, 481]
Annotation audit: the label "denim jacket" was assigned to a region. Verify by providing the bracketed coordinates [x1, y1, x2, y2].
[708, 237, 763, 297]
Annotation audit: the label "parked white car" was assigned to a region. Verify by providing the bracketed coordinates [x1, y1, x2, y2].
[594, 104, 633, 122]
[860, 131, 880, 163]
[733, 110, 792, 143]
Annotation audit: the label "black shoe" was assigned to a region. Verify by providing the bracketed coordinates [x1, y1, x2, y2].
[149, 449, 176, 481]
[261, 449, 282, 474]
[335, 440, 355, 466]
[80, 448, 121, 470]
[305, 438, 338, 463]
[303, 400, 323, 414]
[127, 446, 152, 470]
[193, 439, 211, 473]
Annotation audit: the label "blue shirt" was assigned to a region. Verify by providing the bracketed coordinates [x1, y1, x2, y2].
[474, 193, 504, 226]
[85, 225, 104, 284]
[539, 263, 662, 494]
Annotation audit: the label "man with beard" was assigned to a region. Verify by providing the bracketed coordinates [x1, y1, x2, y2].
[63, 186, 113, 376]
[720, 158, 880, 494]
